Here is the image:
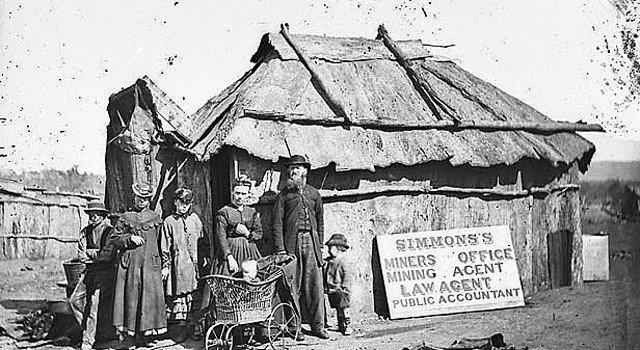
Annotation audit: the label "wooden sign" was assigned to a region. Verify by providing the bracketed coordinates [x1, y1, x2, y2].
[377, 225, 524, 319]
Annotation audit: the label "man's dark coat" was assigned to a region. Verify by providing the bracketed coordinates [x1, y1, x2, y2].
[273, 179, 324, 266]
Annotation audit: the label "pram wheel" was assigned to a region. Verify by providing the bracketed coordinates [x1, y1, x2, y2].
[205, 322, 234, 350]
[267, 303, 300, 349]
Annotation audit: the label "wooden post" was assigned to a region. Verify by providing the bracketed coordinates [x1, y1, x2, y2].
[279, 23, 351, 124]
[377, 24, 459, 122]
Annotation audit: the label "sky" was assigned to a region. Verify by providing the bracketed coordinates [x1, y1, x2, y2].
[0, 0, 638, 174]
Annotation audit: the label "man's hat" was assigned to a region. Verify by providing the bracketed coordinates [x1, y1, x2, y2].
[287, 154, 311, 169]
[84, 199, 108, 214]
[132, 182, 154, 198]
[325, 233, 349, 249]
[174, 188, 193, 204]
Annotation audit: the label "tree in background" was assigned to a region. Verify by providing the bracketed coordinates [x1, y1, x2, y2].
[0, 165, 105, 196]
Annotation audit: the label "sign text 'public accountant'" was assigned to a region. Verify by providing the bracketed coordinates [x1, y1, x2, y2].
[377, 225, 524, 319]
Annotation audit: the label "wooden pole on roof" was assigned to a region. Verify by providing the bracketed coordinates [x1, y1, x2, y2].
[377, 24, 459, 123]
[279, 23, 352, 124]
[242, 109, 606, 133]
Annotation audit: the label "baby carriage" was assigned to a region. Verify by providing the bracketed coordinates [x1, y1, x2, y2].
[202, 253, 300, 350]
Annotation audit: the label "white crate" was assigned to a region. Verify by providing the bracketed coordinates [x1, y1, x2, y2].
[582, 235, 609, 281]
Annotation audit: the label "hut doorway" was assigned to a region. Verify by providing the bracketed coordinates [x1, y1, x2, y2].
[547, 229, 573, 288]
[210, 148, 232, 213]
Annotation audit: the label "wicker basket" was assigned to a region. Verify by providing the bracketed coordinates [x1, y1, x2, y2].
[62, 261, 86, 296]
[204, 253, 296, 325]
[208, 272, 281, 324]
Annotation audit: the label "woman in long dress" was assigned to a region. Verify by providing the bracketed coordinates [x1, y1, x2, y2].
[214, 179, 263, 275]
[112, 182, 167, 347]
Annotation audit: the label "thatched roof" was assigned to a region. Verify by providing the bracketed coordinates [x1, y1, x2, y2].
[186, 32, 595, 171]
[140, 76, 194, 141]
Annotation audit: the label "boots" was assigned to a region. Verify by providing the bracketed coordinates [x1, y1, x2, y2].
[338, 316, 353, 336]
[337, 307, 353, 336]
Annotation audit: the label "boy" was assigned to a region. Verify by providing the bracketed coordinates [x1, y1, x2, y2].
[323, 234, 353, 336]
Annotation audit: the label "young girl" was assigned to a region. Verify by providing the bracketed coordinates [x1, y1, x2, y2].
[160, 188, 203, 339]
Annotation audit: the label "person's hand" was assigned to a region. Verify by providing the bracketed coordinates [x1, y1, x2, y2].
[162, 267, 170, 280]
[235, 224, 250, 237]
[227, 254, 239, 273]
[321, 246, 329, 260]
[130, 236, 145, 246]
[87, 249, 99, 260]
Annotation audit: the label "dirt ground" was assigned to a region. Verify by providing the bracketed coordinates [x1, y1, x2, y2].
[1, 208, 638, 350]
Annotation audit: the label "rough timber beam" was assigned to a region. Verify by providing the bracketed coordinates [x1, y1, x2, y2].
[256, 183, 581, 204]
[377, 24, 459, 123]
[242, 109, 606, 133]
[279, 23, 352, 124]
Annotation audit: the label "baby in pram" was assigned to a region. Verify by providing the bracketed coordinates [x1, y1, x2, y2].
[233, 260, 260, 283]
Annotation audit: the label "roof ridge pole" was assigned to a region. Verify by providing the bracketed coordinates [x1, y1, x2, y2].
[279, 23, 352, 124]
[377, 24, 460, 123]
[242, 109, 605, 132]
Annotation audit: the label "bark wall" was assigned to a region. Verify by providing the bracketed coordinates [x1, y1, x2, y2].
[0, 199, 89, 260]
[228, 148, 583, 317]
[177, 157, 215, 263]
[104, 144, 173, 214]
[104, 143, 583, 317]
[105, 83, 180, 216]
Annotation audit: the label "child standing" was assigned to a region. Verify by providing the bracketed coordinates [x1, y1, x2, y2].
[323, 234, 353, 336]
[160, 188, 203, 340]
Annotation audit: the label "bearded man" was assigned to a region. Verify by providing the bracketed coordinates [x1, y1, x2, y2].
[273, 155, 329, 340]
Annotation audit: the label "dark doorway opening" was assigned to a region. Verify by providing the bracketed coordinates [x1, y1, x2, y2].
[371, 237, 390, 318]
[548, 229, 573, 289]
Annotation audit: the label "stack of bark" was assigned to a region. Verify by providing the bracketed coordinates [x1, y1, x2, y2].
[402, 333, 528, 350]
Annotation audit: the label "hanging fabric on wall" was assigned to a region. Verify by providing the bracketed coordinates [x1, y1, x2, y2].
[109, 83, 159, 154]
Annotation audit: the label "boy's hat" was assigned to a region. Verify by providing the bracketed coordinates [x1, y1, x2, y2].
[325, 233, 349, 249]
[132, 182, 154, 198]
[84, 199, 108, 214]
